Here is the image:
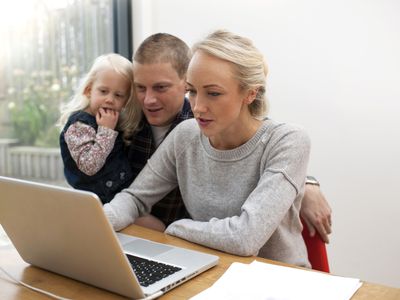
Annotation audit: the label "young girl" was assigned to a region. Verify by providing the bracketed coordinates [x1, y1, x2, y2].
[59, 53, 141, 204]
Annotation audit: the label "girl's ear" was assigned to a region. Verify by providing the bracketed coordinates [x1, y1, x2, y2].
[83, 85, 92, 98]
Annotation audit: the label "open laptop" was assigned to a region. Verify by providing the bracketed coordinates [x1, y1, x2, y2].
[0, 176, 219, 299]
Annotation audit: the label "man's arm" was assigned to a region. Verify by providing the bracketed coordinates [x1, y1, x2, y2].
[300, 179, 332, 243]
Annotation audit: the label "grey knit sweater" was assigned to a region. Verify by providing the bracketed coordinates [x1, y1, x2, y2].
[104, 118, 311, 267]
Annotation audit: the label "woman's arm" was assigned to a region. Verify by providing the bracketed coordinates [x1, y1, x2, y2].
[165, 127, 311, 256]
[103, 127, 183, 231]
[64, 122, 118, 175]
[166, 175, 299, 256]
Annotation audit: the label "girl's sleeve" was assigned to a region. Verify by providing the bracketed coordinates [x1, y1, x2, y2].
[165, 127, 311, 256]
[64, 122, 118, 176]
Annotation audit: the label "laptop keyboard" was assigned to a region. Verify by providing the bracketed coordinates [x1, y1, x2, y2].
[126, 254, 182, 287]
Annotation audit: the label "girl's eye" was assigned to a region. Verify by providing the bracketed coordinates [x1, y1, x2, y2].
[208, 91, 221, 97]
[99, 89, 107, 94]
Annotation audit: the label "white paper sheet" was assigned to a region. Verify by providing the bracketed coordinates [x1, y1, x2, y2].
[191, 260, 362, 300]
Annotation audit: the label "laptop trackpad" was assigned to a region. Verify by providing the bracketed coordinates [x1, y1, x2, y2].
[124, 239, 173, 258]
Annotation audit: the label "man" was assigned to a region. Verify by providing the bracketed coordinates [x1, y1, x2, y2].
[127, 33, 332, 243]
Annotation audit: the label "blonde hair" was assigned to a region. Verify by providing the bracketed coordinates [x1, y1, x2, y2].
[192, 30, 268, 118]
[58, 53, 141, 144]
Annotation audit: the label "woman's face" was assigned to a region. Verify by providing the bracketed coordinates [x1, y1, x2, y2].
[186, 51, 252, 147]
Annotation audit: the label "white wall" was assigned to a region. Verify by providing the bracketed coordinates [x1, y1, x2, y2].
[132, 0, 400, 288]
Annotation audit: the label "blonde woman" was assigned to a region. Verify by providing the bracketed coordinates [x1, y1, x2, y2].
[104, 31, 311, 267]
[59, 53, 141, 204]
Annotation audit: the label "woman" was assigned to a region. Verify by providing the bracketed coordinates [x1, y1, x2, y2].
[104, 30, 311, 267]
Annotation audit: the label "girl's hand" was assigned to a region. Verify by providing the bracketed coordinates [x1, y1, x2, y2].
[96, 108, 119, 130]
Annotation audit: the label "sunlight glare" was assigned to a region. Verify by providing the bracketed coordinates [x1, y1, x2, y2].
[0, 0, 69, 28]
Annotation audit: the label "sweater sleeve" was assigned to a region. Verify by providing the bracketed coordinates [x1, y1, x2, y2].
[64, 122, 118, 175]
[103, 124, 182, 231]
[165, 127, 311, 256]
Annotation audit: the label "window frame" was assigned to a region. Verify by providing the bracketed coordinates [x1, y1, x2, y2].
[113, 0, 133, 60]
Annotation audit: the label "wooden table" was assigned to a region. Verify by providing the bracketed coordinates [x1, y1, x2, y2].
[0, 224, 399, 299]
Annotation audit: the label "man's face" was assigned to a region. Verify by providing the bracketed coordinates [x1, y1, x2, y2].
[133, 62, 186, 127]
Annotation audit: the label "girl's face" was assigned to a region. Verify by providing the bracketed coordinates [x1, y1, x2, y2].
[186, 51, 255, 149]
[85, 68, 130, 116]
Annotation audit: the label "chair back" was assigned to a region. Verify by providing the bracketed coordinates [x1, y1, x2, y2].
[301, 219, 330, 272]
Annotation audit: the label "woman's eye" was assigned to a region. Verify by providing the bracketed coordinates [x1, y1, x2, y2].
[208, 92, 221, 97]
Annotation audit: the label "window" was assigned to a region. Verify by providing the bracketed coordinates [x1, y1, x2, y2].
[0, 0, 131, 185]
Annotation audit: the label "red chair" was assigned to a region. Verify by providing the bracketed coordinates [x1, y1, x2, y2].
[301, 219, 330, 272]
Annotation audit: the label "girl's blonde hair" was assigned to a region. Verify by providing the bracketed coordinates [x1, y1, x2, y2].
[58, 53, 141, 144]
[192, 30, 268, 118]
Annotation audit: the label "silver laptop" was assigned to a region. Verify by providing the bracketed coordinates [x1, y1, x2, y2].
[0, 176, 219, 299]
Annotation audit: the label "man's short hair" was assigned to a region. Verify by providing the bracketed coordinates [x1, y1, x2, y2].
[133, 33, 191, 79]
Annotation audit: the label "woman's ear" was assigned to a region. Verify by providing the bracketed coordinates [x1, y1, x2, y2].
[244, 88, 258, 104]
